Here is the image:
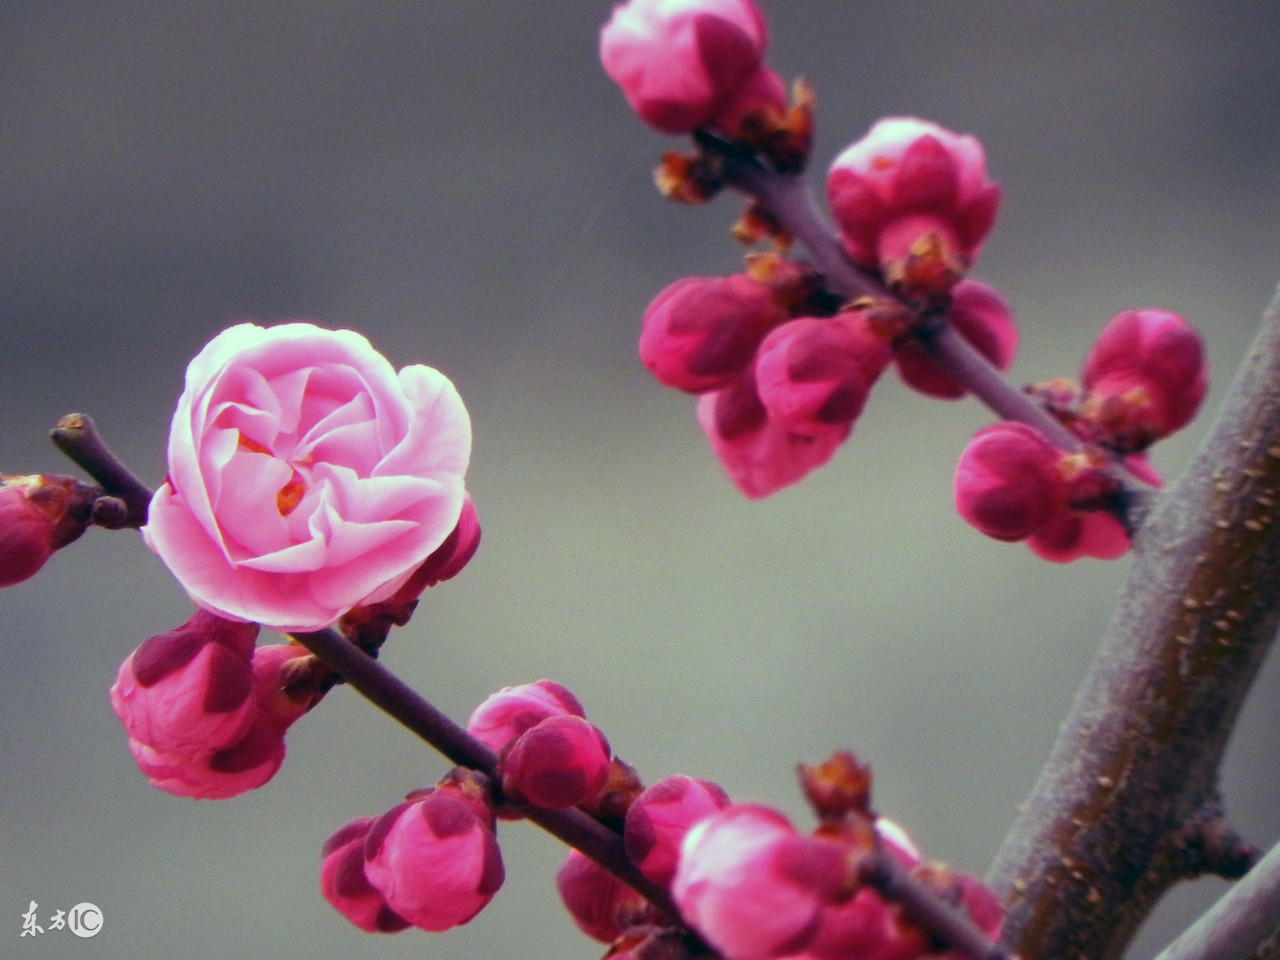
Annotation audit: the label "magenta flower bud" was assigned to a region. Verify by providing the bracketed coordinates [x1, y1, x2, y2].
[954, 423, 1131, 563]
[1026, 506, 1130, 564]
[893, 280, 1018, 399]
[1080, 308, 1207, 450]
[624, 775, 731, 886]
[467, 680, 586, 754]
[600, 0, 770, 135]
[953, 423, 1060, 543]
[320, 818, 411, 933]
[556, 849, 656, 943]
[0, 480, 59, 588]
[126, 715, 286, 800]
[827, 117, 1000, 279]
[640, 273, 789, 393]
[672, 805, 847, 960]
[754, 315, 892, 438]
[697, 372, 851, 499]
[793, 887, 920, 960]
[499, 714, 612, 810]
[110, 610, 259, 757]
[362, 787, 505, 932]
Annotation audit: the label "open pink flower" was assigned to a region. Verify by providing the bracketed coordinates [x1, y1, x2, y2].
[142, 322, 471, 632]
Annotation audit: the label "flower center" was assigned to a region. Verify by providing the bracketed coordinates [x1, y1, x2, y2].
[238, 435, 308, 517]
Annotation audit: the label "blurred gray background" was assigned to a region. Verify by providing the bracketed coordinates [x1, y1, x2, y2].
[3, 3, 1279, 958]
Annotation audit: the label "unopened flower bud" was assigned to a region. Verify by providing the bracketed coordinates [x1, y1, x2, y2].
[1080, 308, 1206, 451]
[467, 680, 586, 754]
[954, 423, 1130, 562]
[753, 315, 892, 438]
[640, 273, 787, 394]
[362, 785, 505, 932]
[625, 775, 731, 886]
[893, 280, 1018, 399]
[110, 610, 258, 757]
[0, 474, 94, 587]
[320, 818, 410, 933]
[697, 372, 850, 499]
[827, 118, 1000, 284]
[500, 714, 612, 810]
[953, 423, 1060, 544]
[557, 849, 657, 943]
[600, 0, 770, 135]
[673, 805, 846, 960]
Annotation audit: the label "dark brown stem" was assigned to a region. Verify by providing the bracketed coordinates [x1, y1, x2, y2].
[49, 413, 154, 527]
[985, 284, 1280, 960]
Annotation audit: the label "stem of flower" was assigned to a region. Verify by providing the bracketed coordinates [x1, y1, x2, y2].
[49, 413, 154, 527]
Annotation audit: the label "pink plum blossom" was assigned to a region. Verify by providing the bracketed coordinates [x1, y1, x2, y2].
[697, 371, 851, 498]
[827, 118, 1000, 280]
[467, 680, 586, 754]
[499, 714, 613, 810]
[556, 849, 656, 943]
[142, 321, 471, 632]
[362, 787, 505, 932]
[893, 280, 1018, 399]
[600, 0, 774, 135]
[624, 774, 732, 886]
[1080, 308, 1206, 450]
[320, 818, 411, 933]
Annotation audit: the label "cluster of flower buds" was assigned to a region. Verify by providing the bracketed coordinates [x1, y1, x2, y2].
[107, 499, 482, 797]
[603, 0, 1210, 559]
[324, 678, 1005, 958]
[603, 2, 1024, 499]
[668, 754, 1002, 960]
[109, 611, 326, 798]
[641, 250, 1015, 497]
[954, 309, 1206, 561]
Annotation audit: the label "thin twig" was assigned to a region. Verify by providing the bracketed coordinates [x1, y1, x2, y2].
[1153, 841, 1280, 960]
[49, 413, 154, 527]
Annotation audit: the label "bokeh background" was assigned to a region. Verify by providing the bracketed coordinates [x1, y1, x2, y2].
[3, 3, 1280, 958]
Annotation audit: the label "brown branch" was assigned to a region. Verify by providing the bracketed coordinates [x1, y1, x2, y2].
[1153, 840, 1280, 960]
[985, 283, 1280, 960]
[49, 413, 154, 527]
